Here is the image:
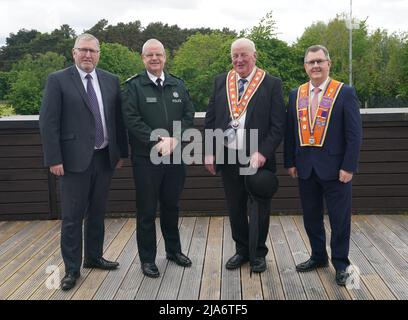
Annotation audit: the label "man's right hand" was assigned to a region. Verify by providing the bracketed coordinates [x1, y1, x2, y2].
[204, 155, 216, 175]
[287, 167, 298, 178]
[50, 164, 64, 176]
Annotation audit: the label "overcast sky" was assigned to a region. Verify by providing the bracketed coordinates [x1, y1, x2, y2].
[0, 0, 407, 47]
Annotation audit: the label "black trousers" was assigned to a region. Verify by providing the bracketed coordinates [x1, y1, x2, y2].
[298, 170, 352, 271]
[220, 163, 270, 258]
[60, 148, 113, 275]
[132, 156, 185, 263]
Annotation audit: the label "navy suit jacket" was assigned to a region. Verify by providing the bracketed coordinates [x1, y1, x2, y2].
[284, 82, 362, 180]
[40, 65, 128, 172]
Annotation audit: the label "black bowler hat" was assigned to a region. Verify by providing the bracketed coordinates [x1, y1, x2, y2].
[244, 167, 279, 200]
[244, 167, 279, 274]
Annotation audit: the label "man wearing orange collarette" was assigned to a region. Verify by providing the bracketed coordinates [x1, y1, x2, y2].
[284, 45, 362, 286]
[205, 38, 285, 274]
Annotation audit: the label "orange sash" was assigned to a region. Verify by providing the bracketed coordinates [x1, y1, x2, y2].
[226, 68, 266, 128]
[296, 79, 343, 147]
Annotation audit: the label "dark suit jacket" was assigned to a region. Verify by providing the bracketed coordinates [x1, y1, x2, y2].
[205, 72, 286, 172]
[40, 65, 128, 172]
[284, 83, 362, 180]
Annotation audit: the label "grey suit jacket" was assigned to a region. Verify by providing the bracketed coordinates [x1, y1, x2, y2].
[40, 65, 128, 172]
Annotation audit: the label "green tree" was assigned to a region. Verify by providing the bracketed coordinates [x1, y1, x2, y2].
[171, 33, 235, 111]
[6, 52, 66, 114]
[0, 29, 40, 70]
[98, 42, 144, 83]
[244, 11, 305, 99]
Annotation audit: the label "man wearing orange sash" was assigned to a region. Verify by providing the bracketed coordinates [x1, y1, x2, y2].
[284, 45, 362, 286]
[205, 38, 285, 273]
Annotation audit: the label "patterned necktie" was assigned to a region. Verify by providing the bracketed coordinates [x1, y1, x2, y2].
[156, 78, 163, 92]
[238, 78, 247, 100]
[85, 74, 104, 148]
[311, 87, 321, 120]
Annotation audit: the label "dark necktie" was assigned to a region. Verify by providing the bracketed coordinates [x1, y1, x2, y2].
[238, 78, 247, 100]
[156, 78, 163, 92]
[85, 74, 104, 148]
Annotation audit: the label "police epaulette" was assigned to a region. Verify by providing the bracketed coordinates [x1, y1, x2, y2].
[125, 73, 140, 82]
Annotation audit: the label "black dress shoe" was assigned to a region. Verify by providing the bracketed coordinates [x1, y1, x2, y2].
[83, 257, 119, 270]
[61, 272, 80, 291]
[336, 270, 350, 286]
[166, 252, 192, 267]
[225, 253, 249, 270]
[250, 257, 266, 273]
[296, 258, 328, 272]
[141, 262, 160, 278]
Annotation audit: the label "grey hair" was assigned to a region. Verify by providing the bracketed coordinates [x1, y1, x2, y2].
[74, 33, 100, 50]
[304, 45, 330, 63]
[142, 39, 166, 56]
[231, 38, 256, 55]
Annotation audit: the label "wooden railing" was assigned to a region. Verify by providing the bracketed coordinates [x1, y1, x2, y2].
[1, 109, 408, 220]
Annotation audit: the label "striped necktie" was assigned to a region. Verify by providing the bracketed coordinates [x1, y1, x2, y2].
[85, 74, 104, 148]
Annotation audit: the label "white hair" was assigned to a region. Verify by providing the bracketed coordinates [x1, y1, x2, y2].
[142, 39, 165, 55]
[231, 38, 256, 55]
[74, 33, 100, 50]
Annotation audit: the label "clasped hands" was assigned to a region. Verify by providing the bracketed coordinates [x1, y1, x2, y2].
[155, 136, 179, 156]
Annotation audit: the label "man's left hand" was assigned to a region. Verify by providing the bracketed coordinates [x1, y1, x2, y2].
[250, 152, 266, 169]
[339, 169, 353, 183]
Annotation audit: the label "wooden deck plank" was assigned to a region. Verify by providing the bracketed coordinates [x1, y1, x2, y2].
[134, 217, 182, 300]
[71, 219, 134, 300]
[178, 217, 209, 300]
[0, 227, 60, 299]
[322, 217, 374, 300]
[349, 219, 408, 299]
[27, 219, 114, 300]
[345, 222, 396, 300]
[269, 216, 307, 300]
[390, 215, 408, 232]
[353, 216, 408, 282]
[156, 217, 196, 300]
[377, 215, 408, 247]
[260, 230, 285, 300]
[221, 217, 241, 300]
[293, 215, 351, 300]
[114, 219, 163, 300]
[0, 221, 59, 289]
[0, 221, 59, 275]
[0, 221, 44, 257]
[93, 229, 137, 300]
[280, 216, 329, 300]
[49, 219, 127, 300]
[365, 215, 408, 263]
[8, 243, 61, 300]
[199, 216, 223, 300]
[1, 215, 407, 300]
[0, 221, 30, 245]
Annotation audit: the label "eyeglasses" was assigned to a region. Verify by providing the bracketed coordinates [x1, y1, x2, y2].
[75, 47, 99, 55]
[144, 53, 164, 58]
[305, 59, 328, 66]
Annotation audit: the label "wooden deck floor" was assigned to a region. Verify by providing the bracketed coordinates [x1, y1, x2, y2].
[0, 215, 408, 300]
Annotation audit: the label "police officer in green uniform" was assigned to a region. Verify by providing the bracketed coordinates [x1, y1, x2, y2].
[122, 39, 194, 278]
